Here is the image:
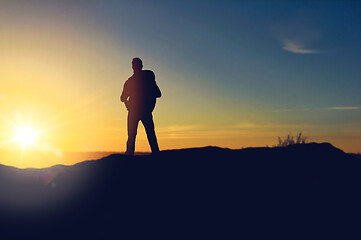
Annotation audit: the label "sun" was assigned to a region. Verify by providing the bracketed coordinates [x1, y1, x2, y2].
[15, 126, 38, 148]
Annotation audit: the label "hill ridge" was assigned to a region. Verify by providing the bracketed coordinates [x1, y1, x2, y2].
[0, 142, 359, 239]
[0, 142, 350, 171]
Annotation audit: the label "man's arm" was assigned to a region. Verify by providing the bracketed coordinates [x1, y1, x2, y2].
[154, 82, 161, 98]
[120, 81, 132, 111]
[120, 81, 129, 102]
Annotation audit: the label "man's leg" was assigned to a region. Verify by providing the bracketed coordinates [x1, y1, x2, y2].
[126, 112, 139, 155]
[141, 112, 160, 153]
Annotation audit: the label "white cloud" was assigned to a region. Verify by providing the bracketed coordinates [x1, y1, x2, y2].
[282, 40, 319, 54]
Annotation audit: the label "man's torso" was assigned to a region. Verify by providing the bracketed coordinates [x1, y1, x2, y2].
[125, 70, 157, 113]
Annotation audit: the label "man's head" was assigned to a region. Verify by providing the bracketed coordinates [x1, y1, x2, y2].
[132, 57, 143, 73]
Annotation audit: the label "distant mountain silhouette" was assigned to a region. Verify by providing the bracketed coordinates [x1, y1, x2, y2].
[0, 143, 360, 239]
[0, 150, 120, 168]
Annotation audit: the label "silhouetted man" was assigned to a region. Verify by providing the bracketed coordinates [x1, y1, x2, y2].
[120, 58, 161, 155]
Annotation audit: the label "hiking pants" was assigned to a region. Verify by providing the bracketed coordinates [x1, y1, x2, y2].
[126, 111, 160, 155]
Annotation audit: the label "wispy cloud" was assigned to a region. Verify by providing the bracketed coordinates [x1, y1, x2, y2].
[275, 106, 361, 112]
[157, 125, 199, 133]
[273, 109, 296, 113]
[327, 106, 361, 110]
[282, 40, 319, 54]
[274, 108, 311, 113]
[233, 122, 308, 130]
[234, 123, 257, 129]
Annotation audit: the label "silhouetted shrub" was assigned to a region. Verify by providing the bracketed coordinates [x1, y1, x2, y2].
[277, 133, 309, 147]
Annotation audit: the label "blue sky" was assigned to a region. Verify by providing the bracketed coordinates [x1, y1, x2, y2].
[0, 0, 360, 154]
[86, 0, 361, 113]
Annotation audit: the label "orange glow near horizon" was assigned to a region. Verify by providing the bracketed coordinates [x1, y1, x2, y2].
[0, 7, 359, 169]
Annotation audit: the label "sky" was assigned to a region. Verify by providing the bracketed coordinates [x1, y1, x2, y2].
[0, 0, 360, 167]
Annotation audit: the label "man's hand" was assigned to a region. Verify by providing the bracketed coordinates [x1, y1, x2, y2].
[125, 100, 131, 111]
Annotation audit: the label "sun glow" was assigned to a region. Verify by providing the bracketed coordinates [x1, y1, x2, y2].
[15, 126, 39, 148]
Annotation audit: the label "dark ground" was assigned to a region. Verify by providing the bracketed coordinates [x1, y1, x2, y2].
[0, 143, 360, 239]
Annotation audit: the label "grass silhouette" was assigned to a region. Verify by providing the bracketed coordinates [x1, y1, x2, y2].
[276, 132, 309, 147]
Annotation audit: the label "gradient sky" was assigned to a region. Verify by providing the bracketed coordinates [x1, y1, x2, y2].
[0, 0, 360, 165]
